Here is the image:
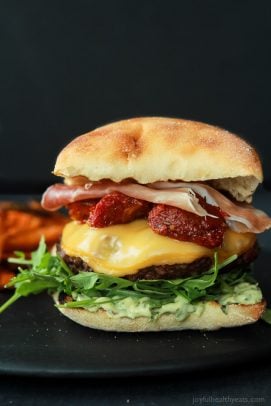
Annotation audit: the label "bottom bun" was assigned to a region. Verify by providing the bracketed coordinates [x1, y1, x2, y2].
[53, 294, 266, 332]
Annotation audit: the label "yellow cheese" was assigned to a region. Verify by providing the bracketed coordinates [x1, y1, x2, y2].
[61, 220, 256, 277]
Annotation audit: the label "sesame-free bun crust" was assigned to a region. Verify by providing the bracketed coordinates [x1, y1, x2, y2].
[54, 117, 263, 202]
[54, 294, 265, 332]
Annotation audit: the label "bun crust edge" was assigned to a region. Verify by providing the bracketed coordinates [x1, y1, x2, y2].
[53, 295, 266, 332]
[54, 117, 263, 203]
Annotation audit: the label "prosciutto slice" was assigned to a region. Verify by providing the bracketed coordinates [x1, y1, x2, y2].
[41, 181, 271, 234]
[42, 182, 210, 217]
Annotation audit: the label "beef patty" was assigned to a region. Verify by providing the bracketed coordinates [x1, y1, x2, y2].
[57, 243, 259, 281]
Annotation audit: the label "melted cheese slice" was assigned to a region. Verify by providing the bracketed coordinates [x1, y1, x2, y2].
[61, 220, 256, 277]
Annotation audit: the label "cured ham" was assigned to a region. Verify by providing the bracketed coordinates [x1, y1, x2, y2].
[41, 182, 210, 217]
[41, 181, 271, 234]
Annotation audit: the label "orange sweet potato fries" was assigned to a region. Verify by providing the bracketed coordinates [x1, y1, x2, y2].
[0, 201, 68, 288]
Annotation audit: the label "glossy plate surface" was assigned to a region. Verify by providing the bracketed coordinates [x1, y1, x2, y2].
[0, 192, 270, 377]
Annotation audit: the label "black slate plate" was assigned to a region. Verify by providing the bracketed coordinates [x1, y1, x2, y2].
[0, 192, 270, 378]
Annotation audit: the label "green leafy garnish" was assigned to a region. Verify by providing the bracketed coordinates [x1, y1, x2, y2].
[0, 239, 255, 317]
[261, 308, 271, 324]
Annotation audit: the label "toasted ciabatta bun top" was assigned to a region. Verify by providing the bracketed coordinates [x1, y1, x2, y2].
[54, 117, 263, 202]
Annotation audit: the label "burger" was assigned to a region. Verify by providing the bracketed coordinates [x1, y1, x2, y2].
[1, 117, 271, 331]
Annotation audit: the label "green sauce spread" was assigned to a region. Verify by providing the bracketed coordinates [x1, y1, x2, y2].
[73, 280, 262, 321]
[218, 282, 263, 306]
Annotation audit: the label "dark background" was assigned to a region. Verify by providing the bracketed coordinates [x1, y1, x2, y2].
[1, 3, 271, 404]
[0, 0, 271, 192]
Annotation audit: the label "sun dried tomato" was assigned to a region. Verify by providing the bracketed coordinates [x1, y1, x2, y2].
[88, 192, 151, 227]
[68, 201, 96, 223]
[148, 203, 227, 248]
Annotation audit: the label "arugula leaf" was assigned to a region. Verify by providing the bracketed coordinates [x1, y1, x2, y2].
[0, 292, 21, 313]
[0, 240, 72, 314]
[31, 236, 47, 267]
[261, 308, 271, 324]
[70, 272, 99, 290]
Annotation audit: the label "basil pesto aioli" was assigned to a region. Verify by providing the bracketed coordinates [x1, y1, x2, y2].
[218, 282, 263, 306]
[72, 281, 263, 321]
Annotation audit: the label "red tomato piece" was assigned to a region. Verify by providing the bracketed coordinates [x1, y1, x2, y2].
[148, 202, 227, 248]
[88, 192, 151, 227]
[68, 201, 96, 223]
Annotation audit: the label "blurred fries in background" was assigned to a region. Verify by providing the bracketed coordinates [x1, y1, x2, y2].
[0, 201, 67, 288]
